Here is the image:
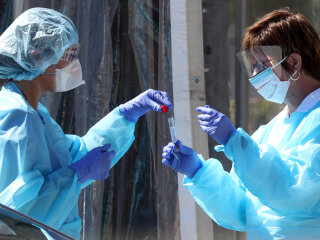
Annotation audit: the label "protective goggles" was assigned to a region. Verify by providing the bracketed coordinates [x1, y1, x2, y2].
[236, 46, 284, 77]
[61, 43, 80, 62]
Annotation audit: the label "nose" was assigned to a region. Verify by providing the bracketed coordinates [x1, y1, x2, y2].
[252, 68, 260, 77]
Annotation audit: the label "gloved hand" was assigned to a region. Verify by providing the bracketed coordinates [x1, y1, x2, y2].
[162, 140, 202, 178]
[69, 144, 115, 183]
[119, 89, 172, 122]
[196, 105, 236, 145]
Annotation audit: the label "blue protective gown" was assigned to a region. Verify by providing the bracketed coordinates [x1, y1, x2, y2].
[0, 82, 135, 239]
[184, 90, 320, 239]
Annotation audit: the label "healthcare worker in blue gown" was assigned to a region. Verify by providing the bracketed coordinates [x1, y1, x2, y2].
[0, 8, 171, 240]
[163, 8, 320, 240]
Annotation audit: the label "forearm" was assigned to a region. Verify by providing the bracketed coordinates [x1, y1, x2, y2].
[221, 128, 320, 215]
[0, 167, 81, 229]
[82, 107, 135, 168]
[184, 156, 251, 231]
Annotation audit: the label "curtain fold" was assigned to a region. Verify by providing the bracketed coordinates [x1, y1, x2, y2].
[20, 0, 178, 239]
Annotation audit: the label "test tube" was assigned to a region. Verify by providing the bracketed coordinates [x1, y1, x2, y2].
[168, 117, 179, 159]
[168, 117, 177, 142]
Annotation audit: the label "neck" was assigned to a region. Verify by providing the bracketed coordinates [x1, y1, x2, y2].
[285, 73, 320, 113]
[13, 78, 44, 110]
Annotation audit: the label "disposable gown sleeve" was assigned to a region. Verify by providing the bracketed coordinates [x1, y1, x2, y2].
[81, 107, 135, 168]
[221, 126, 320, 216]
[64, 107, 135, 188]
[183, 155, 256, 231]
[0, 108, 81, 232]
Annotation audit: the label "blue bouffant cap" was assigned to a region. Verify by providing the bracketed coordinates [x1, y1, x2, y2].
[0, 7, 79, 81]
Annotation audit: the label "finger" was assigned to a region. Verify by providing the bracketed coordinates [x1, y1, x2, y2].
[159, 91, 172, 111]
[147, 100, 162, 112]
[200, 125, 209, 131]
[162, 152, 171, 159]
[198, 120, 212, 127]
[162, 158, 172, 167]
[174, 139, 182, 149]
[163, 142, 175, 150]
[196, 106, 215, 115]
[200, 125, 216, 135]
[168, 142, 176, 149]
[197, 114, 213, 121]
[175, 140, 189, 154]
[163, 146, 174, 154]
[148, 90, 172, 111]
[97, 144, 111, 152]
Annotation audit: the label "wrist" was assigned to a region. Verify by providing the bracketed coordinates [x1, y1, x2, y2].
[119, 103, 141, 123]
[69, 162, 88, 183]
[224, 127, 237, 145]
[187, 160, 203, 179]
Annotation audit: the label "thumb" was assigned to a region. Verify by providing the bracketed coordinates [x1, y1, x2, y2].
[99, 143, 111, 152]
[175, 139, 194, 155]
[175, 140, 186, 153]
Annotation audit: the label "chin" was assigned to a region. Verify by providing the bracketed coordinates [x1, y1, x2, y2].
[45, 85, 56, 93]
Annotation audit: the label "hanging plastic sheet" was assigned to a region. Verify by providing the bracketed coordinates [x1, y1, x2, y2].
[17, 0, 178, 239]
[0, 1, 12, 35]
[125, 1, 179, 239]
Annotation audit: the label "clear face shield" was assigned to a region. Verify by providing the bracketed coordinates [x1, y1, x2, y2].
[236, 45, 285, 79]
[236, 46, 296, 104]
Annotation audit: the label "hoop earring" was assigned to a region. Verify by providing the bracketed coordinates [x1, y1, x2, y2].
[290, 70, 300, 81]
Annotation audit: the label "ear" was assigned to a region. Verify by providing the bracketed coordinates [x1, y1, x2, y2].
[286, 52, 302, 71]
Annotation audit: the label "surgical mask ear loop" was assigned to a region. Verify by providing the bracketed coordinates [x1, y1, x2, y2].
[271, 57, 300, 81]
[288, 70, 300, 81]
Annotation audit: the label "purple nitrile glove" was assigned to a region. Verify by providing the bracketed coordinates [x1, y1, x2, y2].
[162, 140, 202, 178]
[69, 144, 115, 183]
[196, 105, 236, 145]
[119, 89, 172, 122]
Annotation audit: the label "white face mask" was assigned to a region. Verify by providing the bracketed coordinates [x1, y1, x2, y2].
[249, 57, 298, 104]
[54, 59, 85, 92]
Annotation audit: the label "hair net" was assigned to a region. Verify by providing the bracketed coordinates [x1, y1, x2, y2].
[0, 7, 79, 81]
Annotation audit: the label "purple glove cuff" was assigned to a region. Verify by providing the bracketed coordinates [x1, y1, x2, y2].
[187, 160, 203, 178]
[69, 161, 89, 183]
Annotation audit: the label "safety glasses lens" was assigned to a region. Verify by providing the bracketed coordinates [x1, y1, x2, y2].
[61, 44, 80, 62]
